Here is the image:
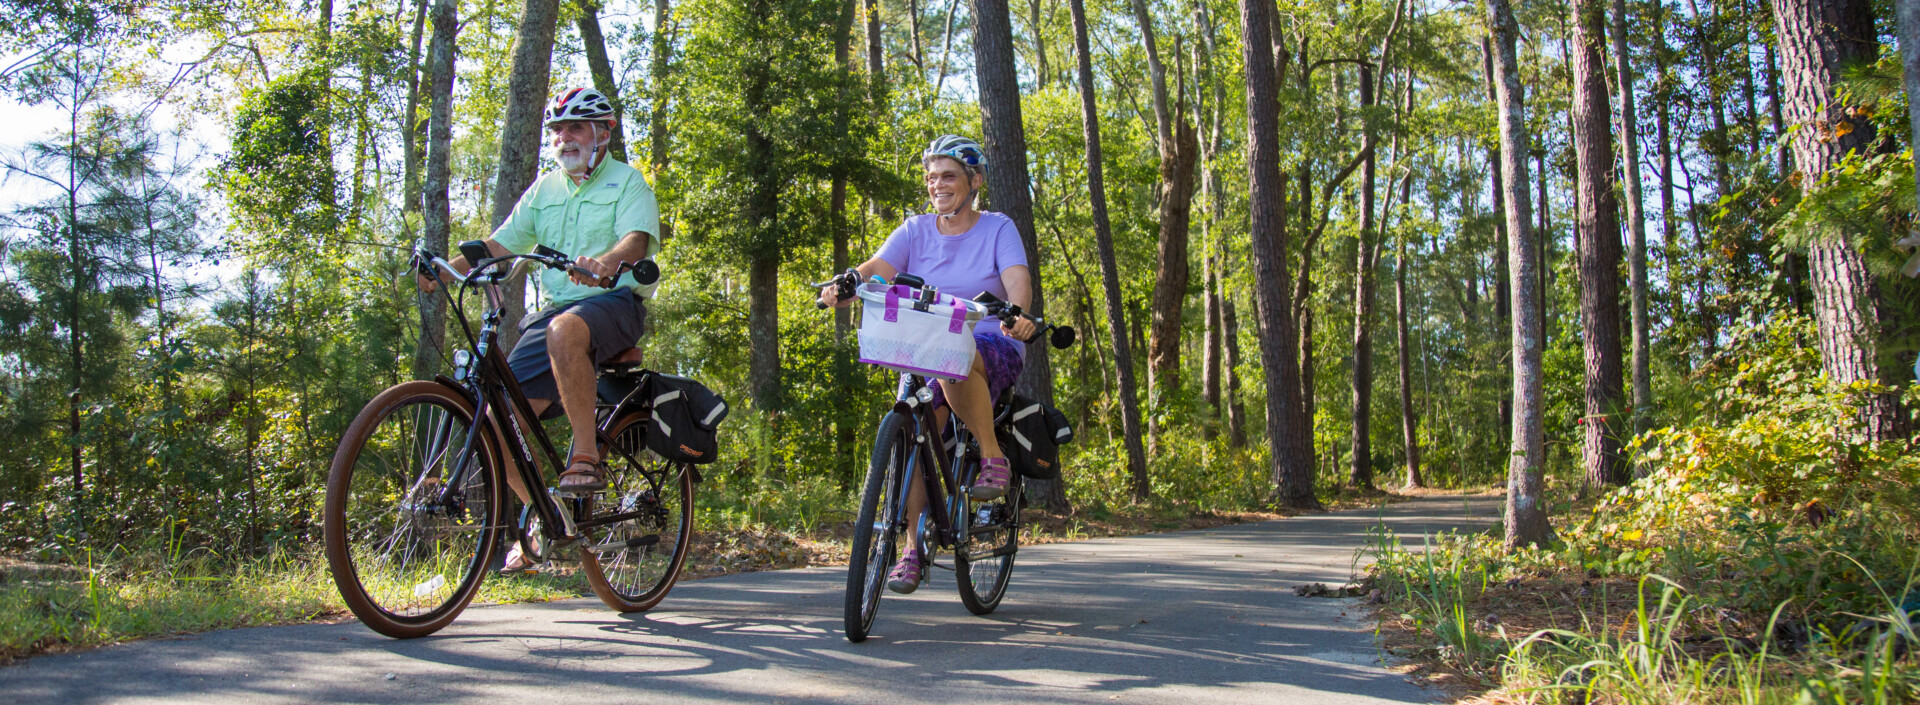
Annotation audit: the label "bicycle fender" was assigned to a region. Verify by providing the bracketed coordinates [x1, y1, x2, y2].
[433, 374, 477, 406]
[433, 374, 505, 480]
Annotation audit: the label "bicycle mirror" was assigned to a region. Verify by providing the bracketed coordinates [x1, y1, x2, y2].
[1050, 325, 1077, 349]
[458, 240, 491, 264]
[632, 259, 660, 286]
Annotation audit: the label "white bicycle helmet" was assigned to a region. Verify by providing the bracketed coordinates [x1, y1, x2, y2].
[546, 87, 617, 125]
[921, 134, 987, 175]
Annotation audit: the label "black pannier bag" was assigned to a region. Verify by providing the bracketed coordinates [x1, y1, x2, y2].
[998, 394, 1074, 480]
[645, 373, 729, 465]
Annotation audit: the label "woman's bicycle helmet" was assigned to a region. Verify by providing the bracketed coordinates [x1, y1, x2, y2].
[921, 135, 988, 175]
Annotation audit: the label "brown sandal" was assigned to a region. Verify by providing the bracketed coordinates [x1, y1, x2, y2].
[557, 452, 607, 494]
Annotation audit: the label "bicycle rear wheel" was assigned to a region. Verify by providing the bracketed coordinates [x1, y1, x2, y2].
[325, 380, 504, 639]
[845, 412, 911, 643]
[955, 473, 1021, 615]
[580, 412, 695, 612]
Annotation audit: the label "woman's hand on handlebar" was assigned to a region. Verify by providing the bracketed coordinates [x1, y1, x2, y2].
[1002, 316, 1038, 342]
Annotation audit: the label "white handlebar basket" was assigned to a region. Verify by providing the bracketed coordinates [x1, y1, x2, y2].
[854, 282, 987, 380]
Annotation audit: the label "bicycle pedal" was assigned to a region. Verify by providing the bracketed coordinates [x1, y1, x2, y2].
[549, 536, 587, 552]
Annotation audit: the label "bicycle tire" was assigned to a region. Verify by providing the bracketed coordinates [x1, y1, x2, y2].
[579, 412, 695, 612]
[845, 412, 911, 643]
[325, 380, 505, 639]
[955, 473, 1021, 615]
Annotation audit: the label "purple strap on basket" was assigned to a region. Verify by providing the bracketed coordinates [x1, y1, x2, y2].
[949, 306, 966, 333]
[883, 289, 899, 322]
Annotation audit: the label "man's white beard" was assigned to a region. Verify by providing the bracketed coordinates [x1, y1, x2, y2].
[557, 147, 592, 175]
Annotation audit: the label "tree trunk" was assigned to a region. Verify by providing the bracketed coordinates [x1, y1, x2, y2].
[1224, 291, 1246, 447]
[935, 0, 960, 95]
[1773, 0, 1901, 440]
[1612, 0, 1651, 451]
[1482, 37, 1512, 434]
[1655, 1, 1680, 321]
[1901, 0, 1920, 249]
[403, 0, 438, 381]
[1196, 2, 1225, 435]
[1534, 147, 1549, 356]
[488, 0, 558, 352]
[1694, 0, 1733, 192]
[401, 0, 428, 213]
[744, 2, 783, 414]
[1349, 63, 1380, 491]
[1203, 244, 1223, 433]
[1132, 0, 1197, 445]
[577, 0, 629, 162]
[910, 0, 924, 72]
[1027, 0, 1050, 87]
[867, 0, 886, 106]
[1070, 0, 1150, 501]
[973, 0, 1060, 509]
[651, 0, 674, 238]
[1572, 0, 1627, 488]
[1240, 0, 1317, 509]
[420, 0, 458, 381]
[1395, 184, 1419, 489]
[1486, 0, 1553, 547]
[832, 0, 858, 488]
[746, 252, 782, 412]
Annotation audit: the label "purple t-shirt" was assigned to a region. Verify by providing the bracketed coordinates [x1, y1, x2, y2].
[873, 211, 1029, 339]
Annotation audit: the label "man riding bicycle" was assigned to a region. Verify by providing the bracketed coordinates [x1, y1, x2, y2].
[417, 86, 660, 571]
[817, 134, 1036, 595]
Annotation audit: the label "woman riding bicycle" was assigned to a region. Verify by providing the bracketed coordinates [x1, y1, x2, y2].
[816, 134, 1036, 595]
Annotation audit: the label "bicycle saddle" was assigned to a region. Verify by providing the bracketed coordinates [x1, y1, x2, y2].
[599, 347, 644, 373]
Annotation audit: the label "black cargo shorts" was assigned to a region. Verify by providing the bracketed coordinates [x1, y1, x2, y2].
[505, 288, 647, 418]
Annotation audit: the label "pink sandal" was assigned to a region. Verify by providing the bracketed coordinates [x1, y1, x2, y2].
[887, 548, 926, 594]
[969, 457, 1012, 500]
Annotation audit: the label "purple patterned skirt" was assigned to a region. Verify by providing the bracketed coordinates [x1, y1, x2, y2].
[922, 331, 1025, 409]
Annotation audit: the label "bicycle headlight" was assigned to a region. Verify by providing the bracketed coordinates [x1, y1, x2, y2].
[452, 350, 473, 380]
[915, 386, 936, 403]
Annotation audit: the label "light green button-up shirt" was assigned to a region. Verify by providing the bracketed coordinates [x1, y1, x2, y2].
[492, 158, 662, 307]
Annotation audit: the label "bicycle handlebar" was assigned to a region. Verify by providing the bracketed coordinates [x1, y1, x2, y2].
[808, 270, 1076, 350]
[414, 242, 660, 291]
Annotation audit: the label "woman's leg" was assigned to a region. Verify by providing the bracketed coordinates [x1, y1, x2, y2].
[938, 353, 1005, 459]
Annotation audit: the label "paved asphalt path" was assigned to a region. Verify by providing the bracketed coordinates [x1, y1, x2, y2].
[4, 493, 1501, 704]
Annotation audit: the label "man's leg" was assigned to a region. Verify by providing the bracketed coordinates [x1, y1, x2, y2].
[545, 312, 602, 487]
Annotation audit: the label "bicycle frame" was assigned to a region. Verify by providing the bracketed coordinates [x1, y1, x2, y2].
[423, 256, 660, 549]
[887, 374, 996, 555]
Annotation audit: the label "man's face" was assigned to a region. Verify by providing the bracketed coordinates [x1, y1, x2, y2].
[548, 121, 604, 175]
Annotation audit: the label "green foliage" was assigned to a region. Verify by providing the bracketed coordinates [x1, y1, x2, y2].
[213, 68, 339, 257]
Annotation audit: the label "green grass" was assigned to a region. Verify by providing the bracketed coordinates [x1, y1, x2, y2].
[0, 547, 587, 664]
[1362, 526, 1920, 704]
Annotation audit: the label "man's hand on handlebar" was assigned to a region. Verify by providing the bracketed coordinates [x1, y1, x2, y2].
[568, 255, 617, 288]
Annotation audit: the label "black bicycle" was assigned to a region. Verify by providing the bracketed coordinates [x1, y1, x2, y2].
[324, 241, 695, 638]
[814, 270, 1076, 643]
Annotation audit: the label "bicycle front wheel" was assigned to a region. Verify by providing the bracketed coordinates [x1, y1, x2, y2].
[956, 473, 1021, 615]
[325, 380, 505, 639]
[580, 412, 695, 612]
[845, 412, 911, 643]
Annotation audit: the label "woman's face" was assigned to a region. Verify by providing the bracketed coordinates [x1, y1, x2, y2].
[924, 157, 979, 213]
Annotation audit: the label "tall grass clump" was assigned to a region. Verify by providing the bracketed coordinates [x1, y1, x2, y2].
[1361, 315, 1920, 702]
